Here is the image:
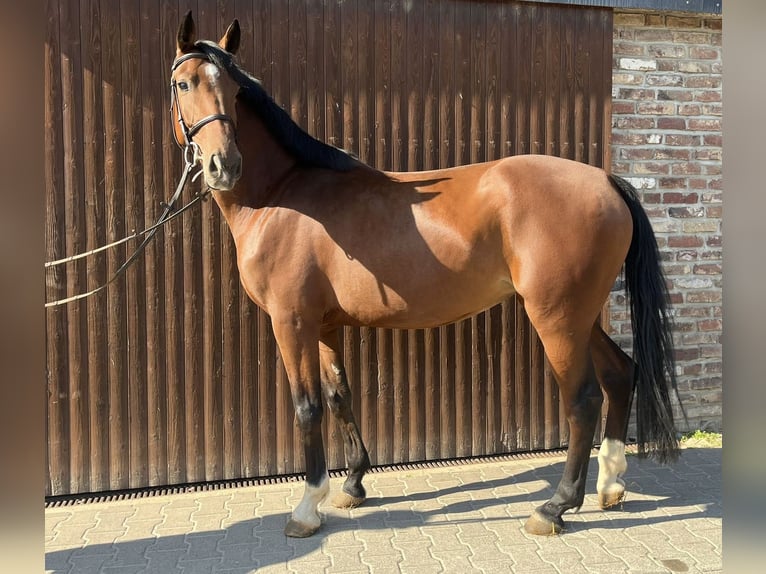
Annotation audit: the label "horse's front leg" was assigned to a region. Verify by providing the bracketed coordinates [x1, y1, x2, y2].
[271, 313, 329, 538]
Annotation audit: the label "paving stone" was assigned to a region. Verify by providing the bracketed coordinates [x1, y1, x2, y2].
[101, 566, 146, 574]
[179, 557, 221, 574]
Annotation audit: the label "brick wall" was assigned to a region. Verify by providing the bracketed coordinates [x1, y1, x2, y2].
[610, 10, 722, 433]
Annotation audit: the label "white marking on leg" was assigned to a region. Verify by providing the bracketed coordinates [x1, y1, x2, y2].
[292, 472, 330, 529]
[597, 438, 627, 502]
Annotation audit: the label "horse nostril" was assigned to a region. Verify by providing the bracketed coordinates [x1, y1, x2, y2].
[208, 154, 223, 176]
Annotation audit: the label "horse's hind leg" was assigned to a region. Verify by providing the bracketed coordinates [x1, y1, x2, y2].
[522, 320, 603, 535]
[591, 324, 635, 509]
[320, 329, 371, 509]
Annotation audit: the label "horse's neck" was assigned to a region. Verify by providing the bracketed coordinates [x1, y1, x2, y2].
[210, 101, 297, 226]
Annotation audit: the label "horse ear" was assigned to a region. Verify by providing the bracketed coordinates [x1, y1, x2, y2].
[177, 10, 196, 53]
[219, 19, 240, 55]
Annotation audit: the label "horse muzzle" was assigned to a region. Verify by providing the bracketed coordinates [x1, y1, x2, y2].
[204, 150, 242, 191]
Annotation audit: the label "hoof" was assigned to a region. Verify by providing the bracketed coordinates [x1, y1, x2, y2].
[598, 478, 626, 510]
[599, 488, 626, 510]
[524, 510, 565, 536]
[284, 518, 320, 538]
[332, 491, 366, 509]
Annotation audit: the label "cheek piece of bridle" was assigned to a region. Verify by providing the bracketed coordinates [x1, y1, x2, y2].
[170, 51, 236, 157]
[43, 52, 236, 308]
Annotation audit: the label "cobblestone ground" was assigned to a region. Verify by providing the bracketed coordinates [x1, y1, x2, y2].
[45, 447, 721, 574]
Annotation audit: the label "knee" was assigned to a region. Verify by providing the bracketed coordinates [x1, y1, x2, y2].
[295, 397, 323, 432]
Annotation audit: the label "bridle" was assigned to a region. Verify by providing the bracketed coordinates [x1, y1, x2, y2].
[169, 51, 236, 151]
[44, 51, 236, 308]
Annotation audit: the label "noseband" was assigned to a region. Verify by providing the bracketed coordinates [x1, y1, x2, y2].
[170, 51, 235, 149]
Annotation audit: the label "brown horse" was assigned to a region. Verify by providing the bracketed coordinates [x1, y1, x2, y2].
[170, 13, 679, 538]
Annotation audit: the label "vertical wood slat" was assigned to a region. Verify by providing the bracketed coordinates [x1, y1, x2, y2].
[100, 0, 129, 492]
[80, 0, 109, 493]
[45, 0, 613, 495]
[45, 0, 69, 497]
[160, 0, 187, 487]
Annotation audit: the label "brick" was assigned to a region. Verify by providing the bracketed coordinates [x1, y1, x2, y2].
[678, 61, 712, 73]
[659, 177, 688, 189]
[613, 72, 644, 85]
[612, 101, 637, 115]
[657, 117, 686, 130]
[614, 116, 656, 130]
[705, 164, 722, 175]
[702, 191, 722, 203]
[675, 277, 713, 289]
[621, 148, 654, 160]
[694, 263, 721, 275]
[648, 44, 687, 58]
[672, 162, 702, 175]
[678, 104, 702, 116]
[683, 220, 718, 233]
[702, 103, 723, 116]
[688, 118, 721, 131]
[613, 42, 646, 57]
[703, 134, 722, 146]
[676, 250, 699, 262]
[614, 13, 646, 26]
[633, 162, 670, 175]
[686, 291, 721, 303]
[672, 31, 711, 44]
[645, 73, 684, 86]
[624, 176, 656, 189]
[694, 90, 722, 102]
[668, 235, 703, 248]
[665, 134, 700, 146]
[694, 149, 722, 161]
[642, 192, 661, 204]
[704, 18, 723, 31]
[674, 348, 700, 361]
[635, 29, 675, 42]
[706, 206, 722, 218]
[619, 87, 657, 100]
[611, 132, 654, 145]
[699, 319, 723, 332]
[669, 206, 704, 218]
[655, 148, 691, 160]
[684, 76, 721, 89]
[663, 192, 699, 204]
[706, 235, 722, 247]
[656, 60, 681, 72]
[658, 89, 694, 102]
[690, 46, 720, 59]
[618, 58, 657, 71]
[666, 15, 702, 28]
[637, 102, 676, 115]
[678, 306, 708, 317]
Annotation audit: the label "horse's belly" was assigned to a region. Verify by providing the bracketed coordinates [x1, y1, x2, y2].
[330, 264, 515, 330]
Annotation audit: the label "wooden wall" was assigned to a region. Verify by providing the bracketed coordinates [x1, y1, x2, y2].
[45, 0, 612, 496]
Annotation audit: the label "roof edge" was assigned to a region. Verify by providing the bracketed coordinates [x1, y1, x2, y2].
[521, 0, 721, 15]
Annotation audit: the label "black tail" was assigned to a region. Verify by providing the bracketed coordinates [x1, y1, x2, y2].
[609, 174, 682, 464]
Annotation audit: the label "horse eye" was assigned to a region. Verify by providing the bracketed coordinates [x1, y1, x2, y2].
[177, 81, 190, 92]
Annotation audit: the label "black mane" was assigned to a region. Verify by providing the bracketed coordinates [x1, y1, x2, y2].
[195, 41, 361, 172]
